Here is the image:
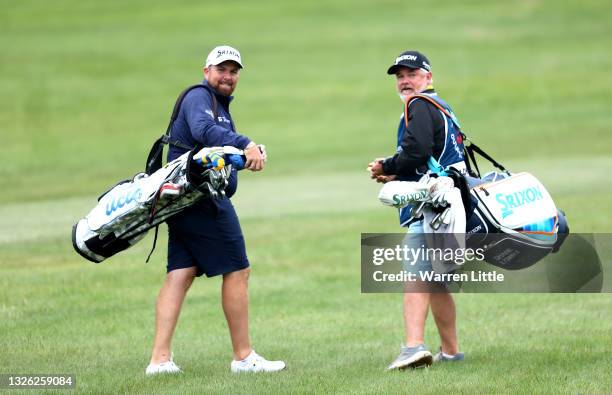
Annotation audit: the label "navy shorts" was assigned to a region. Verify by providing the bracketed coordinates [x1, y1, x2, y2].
[166, 198, 249, 277]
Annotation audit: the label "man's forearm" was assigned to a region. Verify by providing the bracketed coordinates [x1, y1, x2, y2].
[394, 148, 429, 175]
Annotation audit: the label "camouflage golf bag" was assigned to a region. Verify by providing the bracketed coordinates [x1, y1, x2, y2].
[72, 146, 245, 263]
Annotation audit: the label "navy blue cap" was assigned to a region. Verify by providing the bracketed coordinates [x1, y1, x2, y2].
[387, 51, 431, 74]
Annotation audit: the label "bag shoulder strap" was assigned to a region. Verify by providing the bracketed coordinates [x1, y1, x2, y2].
[404, 94, 509, 178]
[145, 84, 218, 174]
[404, 94, 472, 175]
[164, 83, 218, 143]
[461, 135, 509, 178]
[404, 94, 455, 130]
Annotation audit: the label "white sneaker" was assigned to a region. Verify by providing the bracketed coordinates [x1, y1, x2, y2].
[230, 350, 286, 373]
[146, 355, 182, 376]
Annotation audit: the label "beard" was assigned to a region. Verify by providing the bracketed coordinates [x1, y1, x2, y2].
[215, 82, 235, 96]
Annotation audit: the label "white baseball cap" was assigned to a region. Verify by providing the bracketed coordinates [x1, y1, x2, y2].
[205, 45, 243, 68]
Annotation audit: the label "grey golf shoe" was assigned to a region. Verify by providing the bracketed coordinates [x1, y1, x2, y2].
[433, 348, 465, 362]
[387, 344, 433, 370]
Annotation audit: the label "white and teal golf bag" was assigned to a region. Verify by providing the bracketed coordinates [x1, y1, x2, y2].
[378, 170, 569, 270]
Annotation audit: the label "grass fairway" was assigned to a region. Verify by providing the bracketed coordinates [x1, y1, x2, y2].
[1, 0, 612, 394]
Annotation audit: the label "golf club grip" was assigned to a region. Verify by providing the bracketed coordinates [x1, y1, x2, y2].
[225, 154, 246, 170]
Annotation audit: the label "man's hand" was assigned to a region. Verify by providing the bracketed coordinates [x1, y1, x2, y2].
[367, 158, 385, 179]
[244, 142, 265, 171]
[258, 144, 268, 163]
[375, 175, 396, 183]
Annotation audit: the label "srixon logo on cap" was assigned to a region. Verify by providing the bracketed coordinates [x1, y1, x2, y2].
[395, 54, 417, 64]
[216, 48, 239, 58]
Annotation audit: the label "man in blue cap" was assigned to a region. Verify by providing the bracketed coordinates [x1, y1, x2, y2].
[369, 50, 466, 369]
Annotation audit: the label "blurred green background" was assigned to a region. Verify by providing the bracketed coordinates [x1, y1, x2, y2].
[1, 0, 611, 393]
